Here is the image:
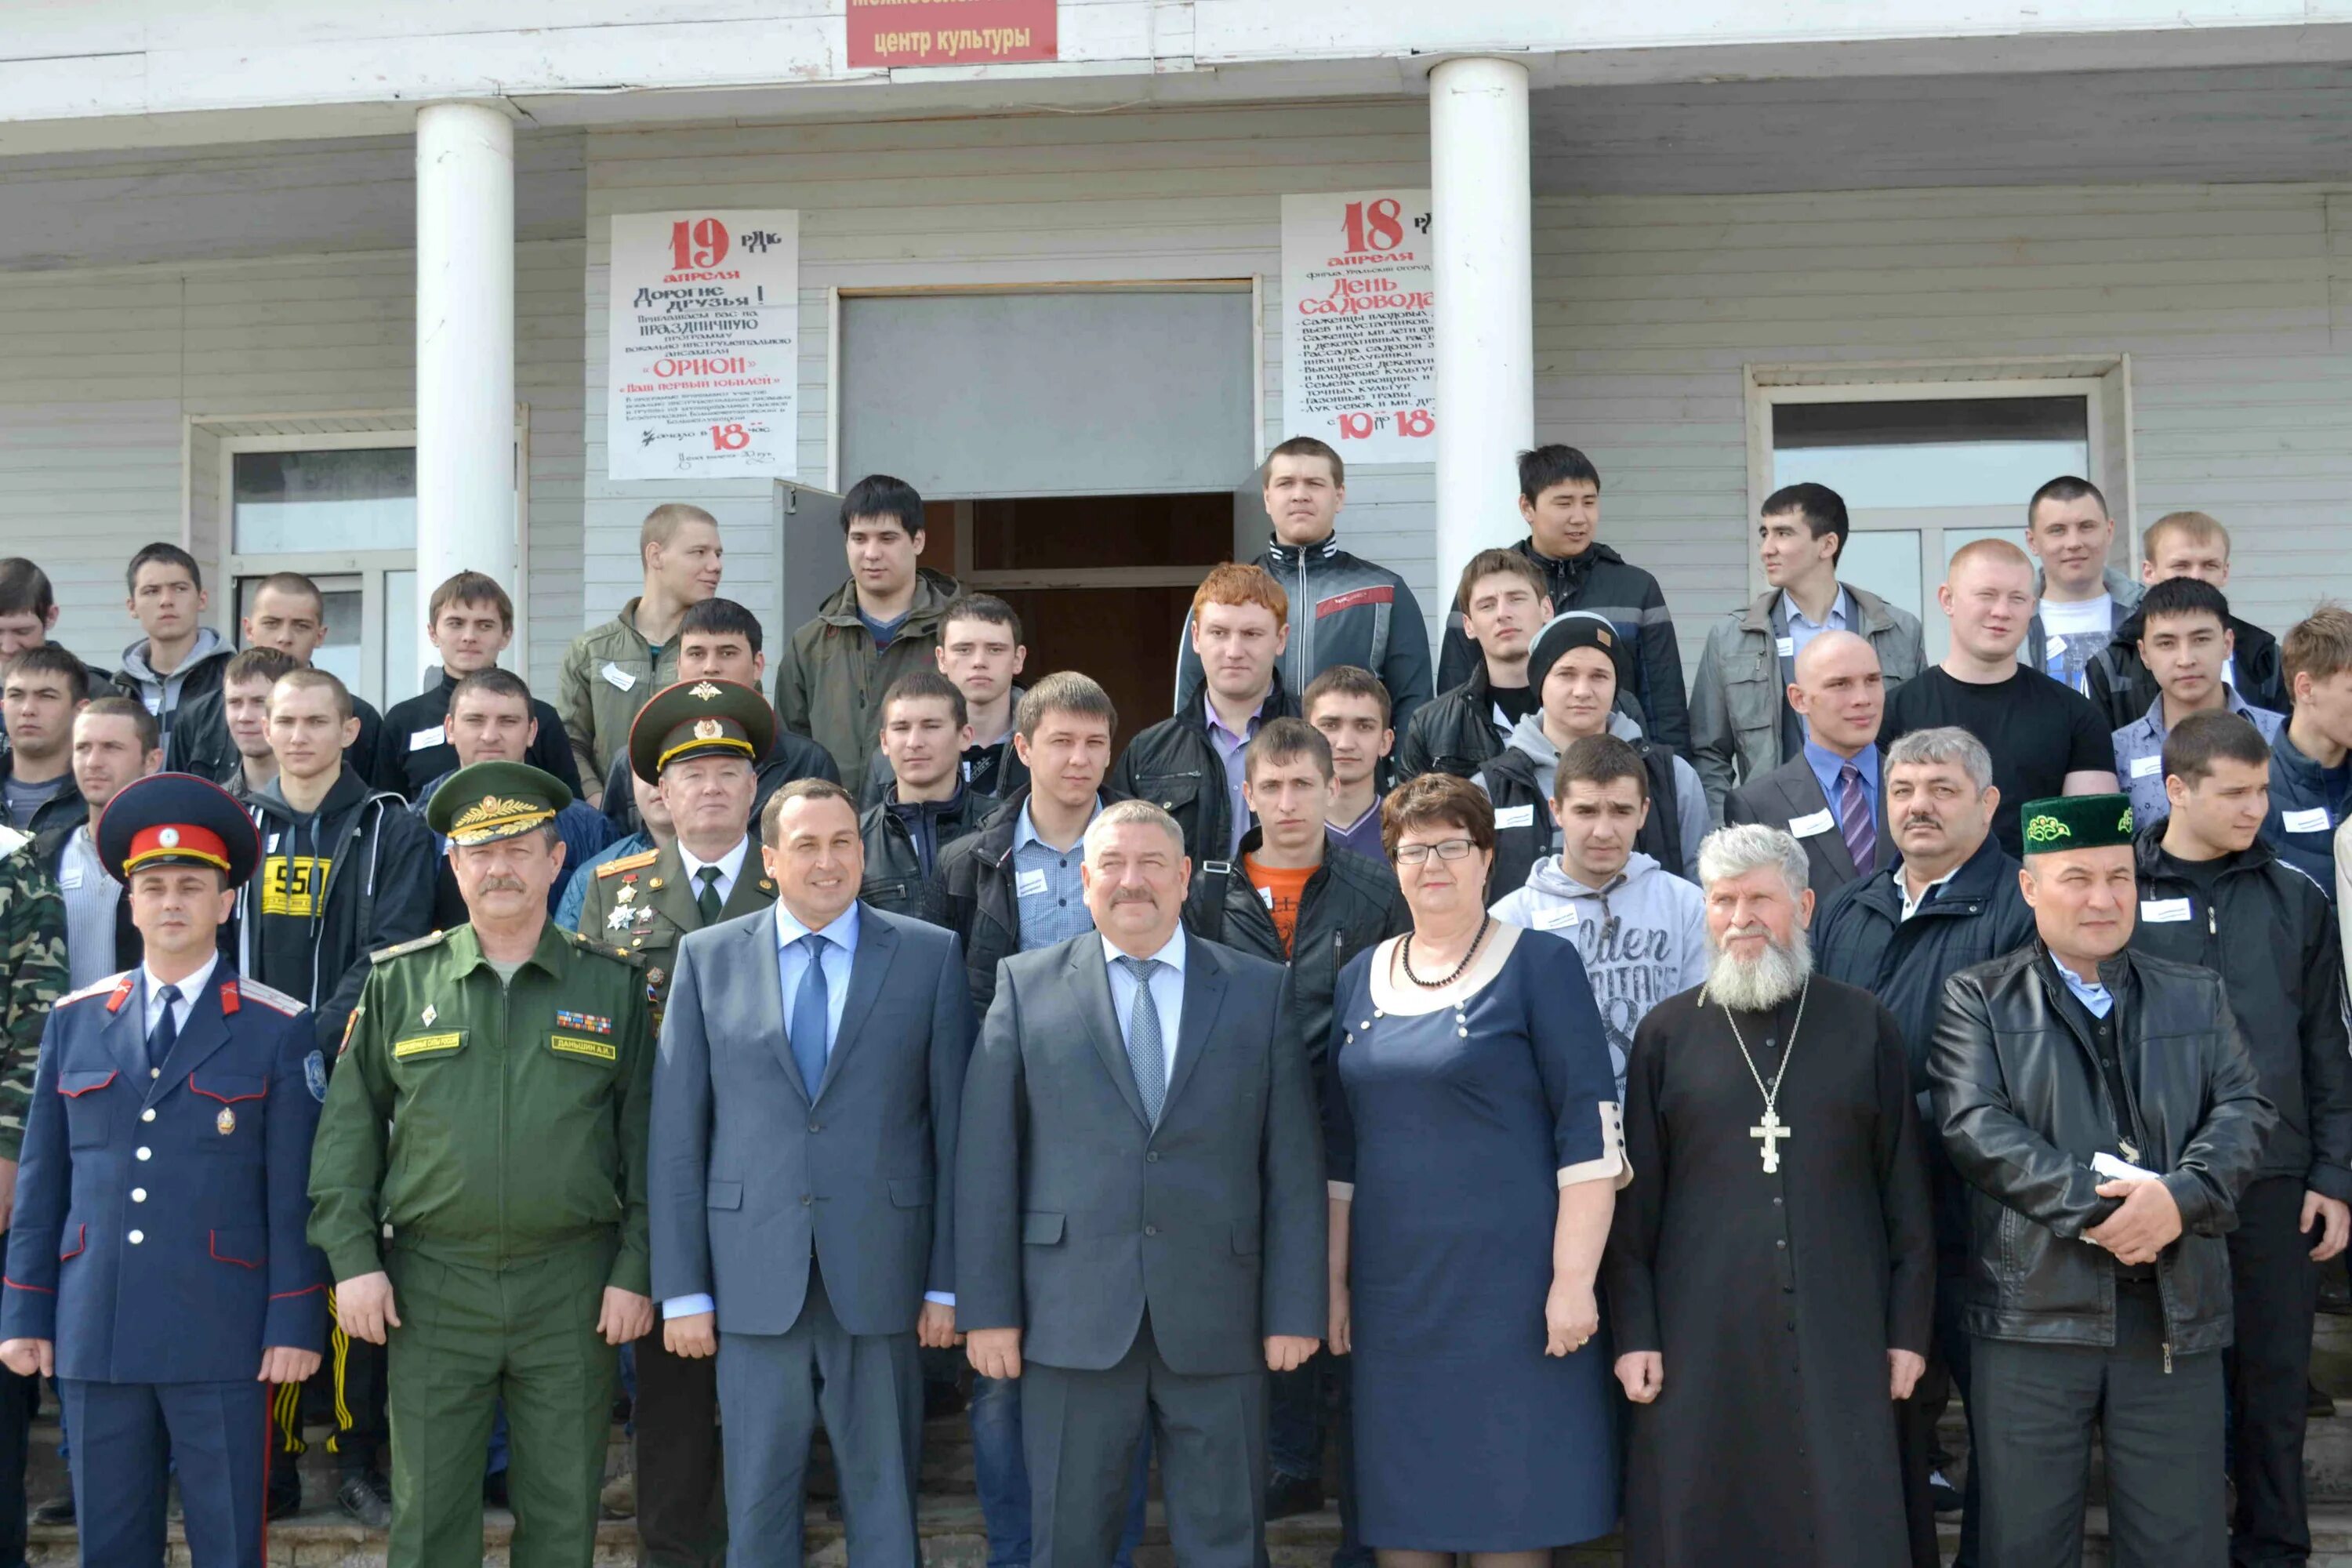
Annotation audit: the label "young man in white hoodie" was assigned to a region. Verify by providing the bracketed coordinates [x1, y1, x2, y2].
[1491, 731, 1708, 1094]
[1473, 610, 1708, 898]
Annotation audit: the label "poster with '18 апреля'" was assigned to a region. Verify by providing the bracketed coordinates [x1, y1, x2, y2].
[1280, 191, 1436, 466]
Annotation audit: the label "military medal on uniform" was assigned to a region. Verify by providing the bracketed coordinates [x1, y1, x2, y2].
[216, 1106, 236, 1135]
[1719, 978, 1809, 1174]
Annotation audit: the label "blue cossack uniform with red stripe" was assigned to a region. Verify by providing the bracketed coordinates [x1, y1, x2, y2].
[0, 772, 328, 1568]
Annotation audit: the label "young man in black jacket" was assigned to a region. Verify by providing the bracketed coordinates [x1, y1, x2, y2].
[2083, 511, 2289, 728]
[1180, 717, 1406, 1533]
[1115, 564, 1297, 867]
[238, 666, 435, 1523]
[1398, 548, 1546, 781]
[858, 670, 996, 923]
[112, 543, 233, 771]
[1433, 445, 1688, 755]
[2129, 710, 2351, 1568]
[1172, 436, 1433, 739]
[378, 570, 584, 800]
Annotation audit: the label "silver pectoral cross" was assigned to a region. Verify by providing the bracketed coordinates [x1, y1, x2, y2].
[1751, 1109, 1791, 1174]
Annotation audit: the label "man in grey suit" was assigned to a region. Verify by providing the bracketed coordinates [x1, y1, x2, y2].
[650, 777, 974, 1568]
[957, 799, 1327, 1568]
[1724, 630, 1886, 914]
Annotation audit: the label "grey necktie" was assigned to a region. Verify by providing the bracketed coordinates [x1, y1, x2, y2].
[1116, 956, 1167, 1125]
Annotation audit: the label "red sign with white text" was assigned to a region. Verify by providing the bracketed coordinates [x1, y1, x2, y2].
[847, 0, 1058, 67]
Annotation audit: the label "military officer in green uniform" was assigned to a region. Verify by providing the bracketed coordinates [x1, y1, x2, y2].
[572, 677, 777, 1568]
[308, 760, 654, 1568]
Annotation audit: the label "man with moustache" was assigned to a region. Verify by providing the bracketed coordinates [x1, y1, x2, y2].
[1814, 726, 2036, 1562]
[1930, 794, 2272, 1567]
[1606, 823, 1933, 1567]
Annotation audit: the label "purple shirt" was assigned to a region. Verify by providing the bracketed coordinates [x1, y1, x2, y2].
[1326, 801, 1385, 863]
[1204, 697, 1265, 858]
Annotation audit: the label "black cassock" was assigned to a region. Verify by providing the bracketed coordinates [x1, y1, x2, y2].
[1604, 976, 1934, 1568]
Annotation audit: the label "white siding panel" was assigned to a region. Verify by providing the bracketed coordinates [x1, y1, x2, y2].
[583, 102, 1441, 647]
[0, 240, 586, 690]
[1531, 183, 2352, 671]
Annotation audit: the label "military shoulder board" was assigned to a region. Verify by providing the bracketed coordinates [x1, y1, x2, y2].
[371, 930, 449, 964]
[596, 849, 662, 880]
[232, 977, 304, 1017]
[563, 929, 644, 967]
[56, 971, 132, 1010]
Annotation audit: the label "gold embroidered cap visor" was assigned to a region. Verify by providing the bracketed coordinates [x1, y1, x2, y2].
[2018, 793, 2136, 855]
[426, 760, 575, 845]
[627, 677, 777, 784]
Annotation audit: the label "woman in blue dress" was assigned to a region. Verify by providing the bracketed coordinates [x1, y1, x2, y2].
[1326, 773, 1628, 1564]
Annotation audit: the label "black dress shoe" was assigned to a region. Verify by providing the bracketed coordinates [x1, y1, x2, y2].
[337, 1473, 392, 1529]
[1928, 1470, 1964, 1515]
[1265, 1472, 1325, 1519]
[31, 1492, 74, 1526]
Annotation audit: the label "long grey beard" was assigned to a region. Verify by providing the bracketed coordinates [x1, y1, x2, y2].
[1704, 927, 1813, 1014]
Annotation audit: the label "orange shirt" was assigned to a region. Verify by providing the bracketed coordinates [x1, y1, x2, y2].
[1243, 855, 1317, 956]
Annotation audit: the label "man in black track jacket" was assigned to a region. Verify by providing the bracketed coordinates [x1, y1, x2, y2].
[2128, 710, 2351, 1568]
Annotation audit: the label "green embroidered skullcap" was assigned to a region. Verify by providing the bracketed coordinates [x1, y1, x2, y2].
[2017, 794, 2135, 855]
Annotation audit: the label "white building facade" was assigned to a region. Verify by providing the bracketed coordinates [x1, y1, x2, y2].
[3, 2, 2347, 728]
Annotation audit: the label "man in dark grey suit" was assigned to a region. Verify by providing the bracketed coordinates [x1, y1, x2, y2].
[1724, 629, 1886, 914]
[957, 799, 1327, 1568]
[650, 777, 974, 1568]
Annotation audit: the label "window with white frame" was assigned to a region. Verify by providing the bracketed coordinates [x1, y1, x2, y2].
[216, 427, 525, 708]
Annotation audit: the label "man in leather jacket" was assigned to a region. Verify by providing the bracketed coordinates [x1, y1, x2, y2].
[1929, 793, 2272, 1568]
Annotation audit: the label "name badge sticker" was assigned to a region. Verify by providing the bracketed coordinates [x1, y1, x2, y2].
[2283, 807, 2333, 834]
[601, 662, 637, 692]
[2140, 898, 2193, 923]
[1534, 906, 1578, 931]
[1492, 804, 1536, 829]
[1015, 868, 1051, 898]
[1788, 809, 1835, 839]
[1775, 637, 1796, 658]
[1258, 886, 1276, 909]
[2129, 754, 2161, 779]
[408, 725, 446, 751]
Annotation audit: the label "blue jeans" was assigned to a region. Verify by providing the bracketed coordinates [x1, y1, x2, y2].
[971, 1374, 1149, 1567]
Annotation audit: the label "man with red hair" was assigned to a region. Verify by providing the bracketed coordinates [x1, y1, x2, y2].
[1115, 564, 1298, 865]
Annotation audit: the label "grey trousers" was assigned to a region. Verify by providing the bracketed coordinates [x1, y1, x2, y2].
[713, 1261, 924, 1568]
[1970, 1282, 2227, 1568]
[1022, 1314, 1268, 1568]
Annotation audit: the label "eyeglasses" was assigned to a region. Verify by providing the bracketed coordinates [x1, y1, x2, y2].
[1394, 837, 1477, 866]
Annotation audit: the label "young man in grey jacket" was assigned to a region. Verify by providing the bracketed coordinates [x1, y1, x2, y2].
[1489, 731, 1706, 1096]
[1688, 483, 1925, 821]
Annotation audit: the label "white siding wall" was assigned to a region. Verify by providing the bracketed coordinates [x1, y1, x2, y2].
[0, 241, 586, 689]
[588, 108, 2352, 681]
[1536, 182, 2352, 655]
[583, 102, 1436, 647]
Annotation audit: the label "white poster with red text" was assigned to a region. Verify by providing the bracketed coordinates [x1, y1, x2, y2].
[1279, 191, 1436, 464]
[607, 210, 800, 481]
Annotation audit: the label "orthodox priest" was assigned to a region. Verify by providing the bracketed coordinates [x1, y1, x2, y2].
[1606, 822, 1934, 1568]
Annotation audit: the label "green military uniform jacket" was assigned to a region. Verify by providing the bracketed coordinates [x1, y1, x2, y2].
[556, 598, 684, 794]
[307, 920, 655, 1294]
[0, 836, 67, 1160]
[571, 838, 777, 1024]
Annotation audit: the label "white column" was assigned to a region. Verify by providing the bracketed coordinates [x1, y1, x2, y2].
[414, 101, 516, 684]
[1429, 56, 1534, 609]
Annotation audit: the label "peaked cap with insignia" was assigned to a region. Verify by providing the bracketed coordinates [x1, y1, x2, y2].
[628, 677, 776, 784]
[427, 760, 574, 845]
[96, 771, 263, 887]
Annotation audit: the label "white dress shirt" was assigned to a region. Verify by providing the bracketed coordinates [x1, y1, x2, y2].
[143, 952, 219, 1039]
[675, 836, 752, 909]
[1102, 927, 1188, 1091]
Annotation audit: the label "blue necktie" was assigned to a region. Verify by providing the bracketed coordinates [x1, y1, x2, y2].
[1117, 956, 1167, 1126]
[789, 934, 831, 1098]
[147, 983, 182, 1073]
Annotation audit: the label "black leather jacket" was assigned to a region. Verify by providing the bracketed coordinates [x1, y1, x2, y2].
[858, 783, 998, 927]
[1179, 829, 1410, 1077]
[1929, 942, 2274, 1354]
